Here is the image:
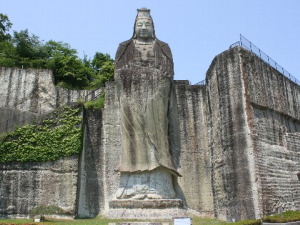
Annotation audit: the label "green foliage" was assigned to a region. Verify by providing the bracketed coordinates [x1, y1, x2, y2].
[13, 29, 45, 59]
[89, 52, 114, 89]
[192, 217, 261, 225]
[0, 107, 82, 163]
[230, 219, 261, 225]
[0, 13, 114, 89]
[30, 205, 69, 217]
[263, 210, 300, 223]
[0, 13, 12, 41]
[84, 92, 105, 109]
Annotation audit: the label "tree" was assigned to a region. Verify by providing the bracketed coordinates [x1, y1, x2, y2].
[89, 52, 114, 88]
[44, 40, 93, 88]
[0, 13, 12, 41]
[13, 29, 44, 59]
[0, 13, 114, 89]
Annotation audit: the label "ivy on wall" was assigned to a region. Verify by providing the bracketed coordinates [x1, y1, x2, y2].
[0, 107, 82, 163]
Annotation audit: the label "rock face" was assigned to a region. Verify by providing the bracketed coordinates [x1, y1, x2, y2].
[77, 109, 104, 218]
[205, 47, 300, 221]
[175, 81, 214, 217]
[0, 46, 299, 221]
[242, 48, 300, 216]
[0, 156, 79, 217]
[0, 67, 102, 134]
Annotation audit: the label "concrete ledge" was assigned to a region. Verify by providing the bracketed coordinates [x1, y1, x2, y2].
[109, 199, 183, 209]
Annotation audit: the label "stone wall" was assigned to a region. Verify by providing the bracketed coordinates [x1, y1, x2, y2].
[0, 46, 299, 221]
[0, 156, 79, 218]
[240, 48, 300, 216]
[100, 81, 122, 213]
[175, 81, 214, 216]
[0, 67, 102, 135]
[0, 67, 56, 113]
[203, 46, 300, 221]
[206, 47, 259, 221]
[77, 108, 104, 218]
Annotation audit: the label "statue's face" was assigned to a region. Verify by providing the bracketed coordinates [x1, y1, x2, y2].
[135, 18, 154, 40]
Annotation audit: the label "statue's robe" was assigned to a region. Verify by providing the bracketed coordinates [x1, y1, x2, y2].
[115, 39, 180, 177]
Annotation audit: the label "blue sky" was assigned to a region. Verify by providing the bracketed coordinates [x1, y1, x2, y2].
[1, 0, 300, 84]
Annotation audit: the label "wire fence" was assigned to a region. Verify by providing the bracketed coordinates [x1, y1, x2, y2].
[230, 34, 300, 86]
[195, 80, 206, 85]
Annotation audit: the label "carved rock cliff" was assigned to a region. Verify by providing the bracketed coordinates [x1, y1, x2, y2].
[0, 46, 299, 221]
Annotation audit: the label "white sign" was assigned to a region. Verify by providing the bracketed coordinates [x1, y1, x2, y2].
[174, 217, 191, 225]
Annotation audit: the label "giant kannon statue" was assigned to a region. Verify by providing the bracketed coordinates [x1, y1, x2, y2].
[114, 8, 181, 200]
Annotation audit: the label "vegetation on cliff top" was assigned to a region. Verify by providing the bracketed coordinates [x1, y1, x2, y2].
[84, 92, 105, 109]
[0, 13, 114, 89]
[0, 107, 82, 163]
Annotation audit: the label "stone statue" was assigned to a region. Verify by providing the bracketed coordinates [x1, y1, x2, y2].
[114, 8, 180, 200]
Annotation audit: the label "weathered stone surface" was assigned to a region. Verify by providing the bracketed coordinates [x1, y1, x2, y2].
[104, 208, 189, 219]
[0, 45, 299, 221]
[206, 47, 259, 221]
[109, 199, 183, 209]
[76, 109, 104, 218]
[0, 107, 37, 133]
[240, 47, 300, 216]
[205, 46, 300, 221]
[0, 67, 56, 113]
[100, 81, 122, 211]
[113, 8, 180, 200]
[174, 81, 214, 216]
[0, 156, 78, 217]
[0, 67, 102, 134]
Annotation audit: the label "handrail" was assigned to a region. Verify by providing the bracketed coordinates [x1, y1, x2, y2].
[230, 34, 299, 86]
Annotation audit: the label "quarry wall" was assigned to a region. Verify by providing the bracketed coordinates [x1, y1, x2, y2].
[77, 109, 104, 218]
[0, 156, 79, 217]
[0, 67, 102, 134]
[175, 81, 214, 216]
[241, 48, 300, 216]
[206, 47, 259, 221]
[0, 46, 299, 221]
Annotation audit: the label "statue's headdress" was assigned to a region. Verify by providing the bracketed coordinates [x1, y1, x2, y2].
[133, 7, 156, 39]
[137, 8, 151, 19]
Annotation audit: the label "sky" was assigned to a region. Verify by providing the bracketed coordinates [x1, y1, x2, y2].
[1, 0, 300, 84]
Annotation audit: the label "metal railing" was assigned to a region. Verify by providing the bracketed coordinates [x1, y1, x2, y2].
[195, 80, 206, 85]
[230, 34, 299, 86]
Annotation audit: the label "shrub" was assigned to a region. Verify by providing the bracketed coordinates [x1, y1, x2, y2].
[263, 210, 300, 223]
[29, 205, 67, 218]
[84, 92, 105, 110]
[231, 219, 261, 225]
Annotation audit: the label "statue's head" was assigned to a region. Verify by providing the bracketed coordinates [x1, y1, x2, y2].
[133, 8, 155, 41]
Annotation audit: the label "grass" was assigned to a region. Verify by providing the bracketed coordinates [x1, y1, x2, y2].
[0, 217, 260, 225]
[4, 211, 300, 225]
[263, 210, 300, 223]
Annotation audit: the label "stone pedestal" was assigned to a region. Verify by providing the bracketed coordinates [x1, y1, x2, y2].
[110, 199, 183, 209]
[105, 199, 188, 219]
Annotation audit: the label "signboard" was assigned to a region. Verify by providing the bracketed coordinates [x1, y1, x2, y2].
[174, 217, 191, 225]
